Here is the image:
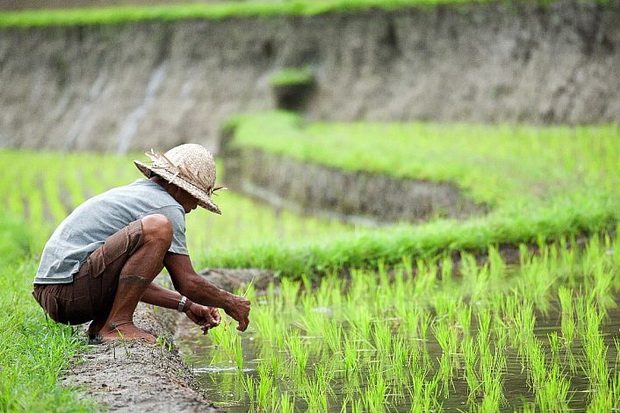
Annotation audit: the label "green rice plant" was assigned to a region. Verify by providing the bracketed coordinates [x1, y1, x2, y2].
[513, 300, 536, 363]
[516, 249, 557, 315]
[342, 395, 363, 413]
[278, 391, 296, 413]
[456, 304, 473, 338]
[432, 317, 460, 373]
[373, 322, 393, 356]
[323, 321, 343, 355]
[300, 372, 329, 412]
[462, 335, 481, 401]
[364, 362, 388, 412]
[408, 370, 440, 413]
[208, 319, 244, 370]
[412, 259, 439, 299]
[535, 363, 571, 412]
[343, 301, 373, 344]
[435, 352, 452, 399]
[612, 370, 620, 410]
[242, 374, 257, 410]
[487, 245, 507, 283]
[255, 369, 278, 412]
[580, 303, 609, 395]
[461, 254, 491, 304]
[251, 298, 289, 351]
[341, 332, 361, 381]
[285, 330, 309, 379]
[390, 334, 410, 391]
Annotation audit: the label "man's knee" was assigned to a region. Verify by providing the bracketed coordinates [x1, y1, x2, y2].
[141, 214, 173, 249]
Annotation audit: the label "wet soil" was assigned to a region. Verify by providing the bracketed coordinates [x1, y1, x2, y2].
[60, 269, 270, 412]
[62, 304, 218, 412]
[223, 148, 488, 225]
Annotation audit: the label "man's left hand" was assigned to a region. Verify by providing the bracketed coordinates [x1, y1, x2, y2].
[185, 302, 221, 334]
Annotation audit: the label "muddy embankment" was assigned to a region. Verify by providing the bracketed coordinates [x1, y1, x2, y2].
[1, 1, 620, 153]
[223, 147, 488, 225]
[62, 269, 271, 412]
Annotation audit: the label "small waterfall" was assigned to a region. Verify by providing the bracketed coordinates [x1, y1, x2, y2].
[116, 63, 167, 154]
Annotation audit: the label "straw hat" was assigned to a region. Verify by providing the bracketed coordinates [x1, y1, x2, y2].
[134, 144, 223, 214]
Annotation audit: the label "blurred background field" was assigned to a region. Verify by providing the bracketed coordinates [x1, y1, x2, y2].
[1, 0, 620, 411]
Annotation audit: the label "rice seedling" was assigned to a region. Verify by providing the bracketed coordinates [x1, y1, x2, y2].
[285, 330, 310, 380]
[208, 320, 244, 370]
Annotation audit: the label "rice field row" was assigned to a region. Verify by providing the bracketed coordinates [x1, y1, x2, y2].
[181, 232, 620, 412]
[192, 112, 620, 277]
[0, 150, 355, 256]
[230, 112, 620, 208]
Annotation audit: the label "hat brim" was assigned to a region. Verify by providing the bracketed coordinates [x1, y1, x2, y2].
[134, 160, 221, 215]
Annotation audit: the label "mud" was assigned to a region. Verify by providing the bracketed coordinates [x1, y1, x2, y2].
[1, 1, 619, 152]
[62, 303, 218, 412]
[223, 148, 488, 225]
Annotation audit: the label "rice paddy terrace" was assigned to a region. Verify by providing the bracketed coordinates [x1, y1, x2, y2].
[1, 0, 620, 412]
[2, 110, 620, 410]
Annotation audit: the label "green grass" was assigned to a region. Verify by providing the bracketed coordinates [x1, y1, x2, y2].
[269, 67, 314, 87]
[0, 215, 94, 412]
[229, 112, 620, 207]
[0, 0, 604, 28]
[0, 150, 354, 255]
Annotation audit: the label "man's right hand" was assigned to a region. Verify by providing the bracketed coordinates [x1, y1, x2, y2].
[224, 295, 251, 331]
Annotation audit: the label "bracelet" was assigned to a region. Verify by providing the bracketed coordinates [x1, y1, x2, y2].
[177, 295, 188, 312]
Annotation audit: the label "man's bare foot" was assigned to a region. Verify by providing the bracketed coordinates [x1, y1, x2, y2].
[87, 319, 107, 340]
[99, 321, 157, 344]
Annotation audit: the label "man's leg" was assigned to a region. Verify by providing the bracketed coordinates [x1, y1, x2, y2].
[98, 214, 173, 343]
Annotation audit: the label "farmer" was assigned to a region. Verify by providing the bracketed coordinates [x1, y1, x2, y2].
[32, 144, 250, 343]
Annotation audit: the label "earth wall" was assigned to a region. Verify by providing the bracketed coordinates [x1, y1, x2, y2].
[1, 1, 619, 153]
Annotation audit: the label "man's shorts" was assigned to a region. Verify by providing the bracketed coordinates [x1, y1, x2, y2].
[32, 220, 144, 325]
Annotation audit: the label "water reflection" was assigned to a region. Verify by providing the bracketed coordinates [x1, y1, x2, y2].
[177, 302, 620, 412]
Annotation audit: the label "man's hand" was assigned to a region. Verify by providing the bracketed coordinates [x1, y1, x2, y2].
[185, 302, 221, 335]
[224, 295, 251, 332]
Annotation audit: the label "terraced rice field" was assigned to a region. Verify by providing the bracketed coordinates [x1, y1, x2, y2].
[2, 113, 619, 411]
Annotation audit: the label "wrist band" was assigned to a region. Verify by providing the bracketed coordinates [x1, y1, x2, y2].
[177, 295, 187, 312]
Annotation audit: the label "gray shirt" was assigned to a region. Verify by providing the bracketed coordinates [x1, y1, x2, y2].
[34, 179, 188, 284]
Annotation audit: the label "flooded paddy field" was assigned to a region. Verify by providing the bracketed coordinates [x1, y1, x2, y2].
[179, 235, 620, 412]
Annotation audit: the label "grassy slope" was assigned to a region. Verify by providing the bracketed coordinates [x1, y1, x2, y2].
[197, 112, 620, 277]
[0, 0, 584, 28]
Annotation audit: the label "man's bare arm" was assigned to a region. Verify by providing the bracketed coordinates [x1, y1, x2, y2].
[163, 252, 250, 331]
[141, 282, 185, 310]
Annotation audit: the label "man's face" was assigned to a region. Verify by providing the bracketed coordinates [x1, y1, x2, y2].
[176, 188, 200, 213]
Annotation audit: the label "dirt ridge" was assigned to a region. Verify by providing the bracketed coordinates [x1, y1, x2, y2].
[62, 303, 218, 412]
[223, 147, 488, 225]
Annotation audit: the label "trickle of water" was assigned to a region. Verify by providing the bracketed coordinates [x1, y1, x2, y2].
[116, 63, 167, 154]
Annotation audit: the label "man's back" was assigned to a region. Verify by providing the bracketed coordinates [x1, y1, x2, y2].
[35, 178, 187, 285]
